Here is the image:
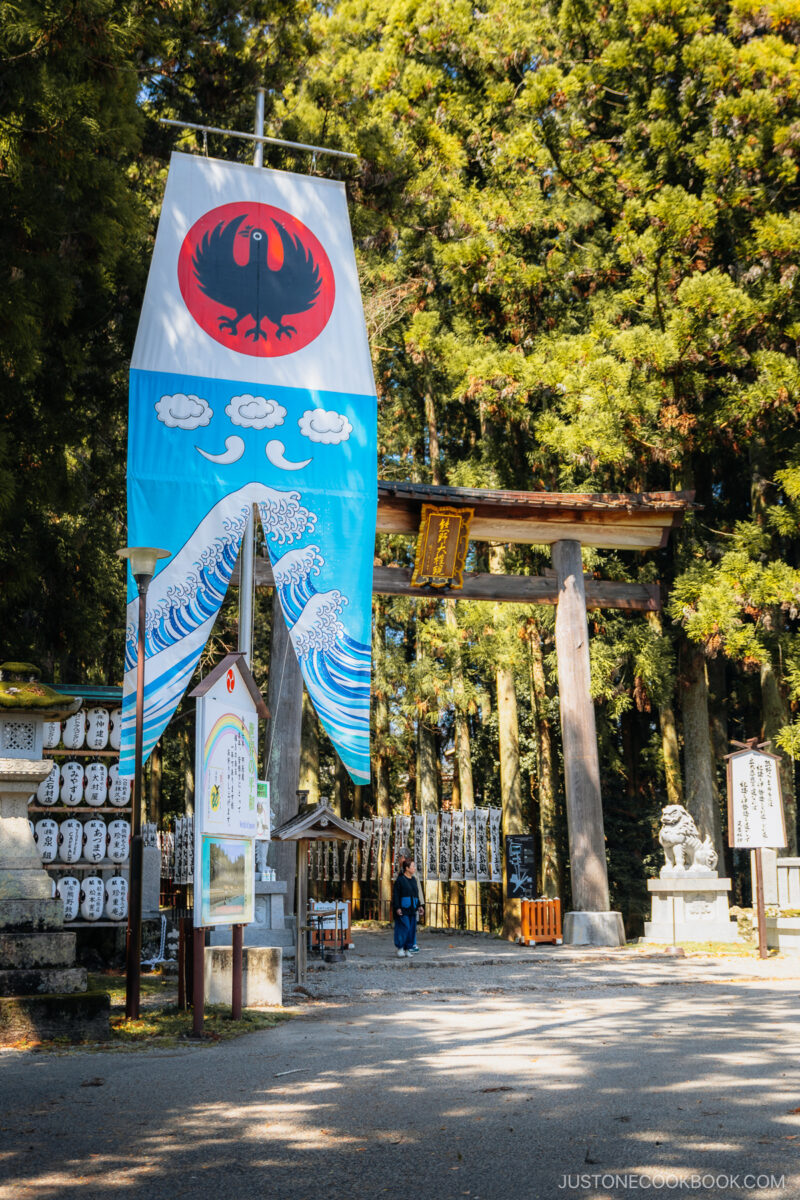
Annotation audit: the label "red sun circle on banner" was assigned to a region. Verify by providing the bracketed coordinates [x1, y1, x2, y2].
[177, 201, 335, 358]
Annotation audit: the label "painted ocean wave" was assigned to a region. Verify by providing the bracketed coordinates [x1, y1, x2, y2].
[269, 541, 371, 782]
[124, 486, 316, 672]
[121, 482, 370, 782]
[120, 484, 318, 775]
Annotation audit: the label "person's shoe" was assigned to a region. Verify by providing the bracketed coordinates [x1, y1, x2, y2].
[408, 945, 420, 954]
[396, 948, 406, 958]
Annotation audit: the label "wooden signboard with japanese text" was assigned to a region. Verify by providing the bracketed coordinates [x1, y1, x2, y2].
[505, 835, 536, 900]
[726, 749, 787, 849]
[411, 504, 473, 589]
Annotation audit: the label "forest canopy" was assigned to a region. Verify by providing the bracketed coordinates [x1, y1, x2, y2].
[2, 0, 799, 928]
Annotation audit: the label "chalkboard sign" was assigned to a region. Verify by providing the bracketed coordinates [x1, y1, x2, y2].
[505, 835, 536, 899]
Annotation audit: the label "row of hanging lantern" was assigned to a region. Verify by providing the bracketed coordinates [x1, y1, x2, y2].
[36, 761, 132, 807]
[30, 816, 130, 864]
[43, 707, 121, 751]
[53, 874, 128, 922]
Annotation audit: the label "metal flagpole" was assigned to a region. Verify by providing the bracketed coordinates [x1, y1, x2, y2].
[229, 89, 269, 1025]
[236, 88, 266, 669]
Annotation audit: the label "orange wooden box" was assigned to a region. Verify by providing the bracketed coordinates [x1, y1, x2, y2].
[520, 898, 562, 945]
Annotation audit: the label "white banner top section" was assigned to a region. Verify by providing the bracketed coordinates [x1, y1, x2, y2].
[131, 152, 375, 396]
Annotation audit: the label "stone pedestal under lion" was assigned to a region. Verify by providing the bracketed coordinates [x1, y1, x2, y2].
[642, 805, 740, 944]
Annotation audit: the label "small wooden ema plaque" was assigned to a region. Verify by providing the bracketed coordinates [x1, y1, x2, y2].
[411, 504, 473, 589]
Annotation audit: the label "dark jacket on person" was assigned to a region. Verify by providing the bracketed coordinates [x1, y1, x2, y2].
[392, 871, 421, 916]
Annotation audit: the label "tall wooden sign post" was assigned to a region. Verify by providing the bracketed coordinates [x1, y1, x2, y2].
[244, 481, 693, 947]
[189, 654, 267, 1033]
[726, 739, 787, 959]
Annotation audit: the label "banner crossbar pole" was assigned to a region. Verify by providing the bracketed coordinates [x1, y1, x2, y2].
[158, 117, 358, 161]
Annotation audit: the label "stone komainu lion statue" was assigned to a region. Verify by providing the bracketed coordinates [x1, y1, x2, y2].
[658, 804, 718, 875]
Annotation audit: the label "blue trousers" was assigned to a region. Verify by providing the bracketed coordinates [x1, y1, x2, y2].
[393, 912, 417, 950]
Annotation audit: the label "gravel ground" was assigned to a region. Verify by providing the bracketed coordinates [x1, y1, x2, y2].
[285, 929, 800, 1005]
[2, 933, 798, 1200]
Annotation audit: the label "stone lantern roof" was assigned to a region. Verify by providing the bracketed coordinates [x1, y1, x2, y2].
[0, 663, 81, 721]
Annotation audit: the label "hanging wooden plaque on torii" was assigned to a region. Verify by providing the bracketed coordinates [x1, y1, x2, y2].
[410, 504, 473, 590]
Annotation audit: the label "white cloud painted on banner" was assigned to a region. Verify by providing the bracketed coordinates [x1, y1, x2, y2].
[226, 394, 286, 430]
[298, 409, 352, 445]
[155, 393, 213, 430]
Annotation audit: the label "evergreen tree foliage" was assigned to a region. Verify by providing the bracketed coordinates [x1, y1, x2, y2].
[3, 0, 800, 929]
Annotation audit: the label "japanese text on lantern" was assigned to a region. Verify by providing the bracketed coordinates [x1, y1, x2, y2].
[727, 749, 787, 849]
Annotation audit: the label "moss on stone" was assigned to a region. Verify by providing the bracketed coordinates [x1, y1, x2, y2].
[0, 665, 78, 715]
[0, 662, 41, 680]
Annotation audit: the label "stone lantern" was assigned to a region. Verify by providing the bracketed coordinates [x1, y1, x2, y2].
[0, 663, 109, 1043]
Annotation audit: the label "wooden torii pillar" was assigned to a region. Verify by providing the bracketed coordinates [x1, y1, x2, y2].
[241, 482, 693, 948]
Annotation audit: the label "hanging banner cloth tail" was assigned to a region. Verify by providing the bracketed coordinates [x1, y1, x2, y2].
[121, 151, 377, 784]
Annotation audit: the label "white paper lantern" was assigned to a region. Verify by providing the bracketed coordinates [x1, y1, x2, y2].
[61, 711, 86, 750]
[37, 762, 60, 806]
[34, 817, 59, 863]
[107, 764, 131, 808]
[58, 817, 83, 863]
[109, 709, 122, 751]
[57, 876, 80, 922]
[51, 877, 56, 898]
[60, 761, 84, 807]
[85, 707, 109, 750]
[84, 762, 108, 807]
[80, 876, 105, 922]
[107, 819, 130, 864]
[83, 818, 107, 864]
[105, 875, 128, 921]
[43, 720, 61, 749]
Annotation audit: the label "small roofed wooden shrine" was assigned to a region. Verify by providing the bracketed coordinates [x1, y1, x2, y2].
[273, 798, 367, 982]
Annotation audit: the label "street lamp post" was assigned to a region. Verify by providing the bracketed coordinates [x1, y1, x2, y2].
[117, 546, 170, 1020]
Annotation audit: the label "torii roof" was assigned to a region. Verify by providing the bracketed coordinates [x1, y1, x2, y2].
[272, 801, 368, 842]
[376, 481, 695, 550]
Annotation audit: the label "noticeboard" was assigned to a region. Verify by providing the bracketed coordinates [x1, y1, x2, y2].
[193, 660, 259, 926]
[505, 835, 536, 899]
[727, 749, 787, 849]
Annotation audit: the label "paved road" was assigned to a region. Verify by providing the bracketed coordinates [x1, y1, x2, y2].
[2, 939, 799, 1200]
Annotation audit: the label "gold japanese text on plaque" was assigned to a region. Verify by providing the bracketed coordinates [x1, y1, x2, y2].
[410, 505, 473, 589]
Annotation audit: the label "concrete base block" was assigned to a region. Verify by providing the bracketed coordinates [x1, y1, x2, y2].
[204, 946, 282, 1008]
[0, 898, 64, 931]
[767, 916, 800, 955]
[643, 921, 740, 944]
[0, 931, 76, 969]
[642, 877, 740, 944]
[0, 990, 110, 1045]
[563, 911, 626, 947]
[209, 926, 295, 953]
[0, 966, 87, 997]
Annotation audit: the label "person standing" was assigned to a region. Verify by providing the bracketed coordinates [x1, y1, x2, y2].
[393, 858, 424, 957]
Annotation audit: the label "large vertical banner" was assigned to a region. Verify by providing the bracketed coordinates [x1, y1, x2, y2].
[122, 152, 377, 783]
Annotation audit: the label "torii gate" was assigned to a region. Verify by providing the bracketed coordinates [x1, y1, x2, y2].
[245, 481, 693, 947]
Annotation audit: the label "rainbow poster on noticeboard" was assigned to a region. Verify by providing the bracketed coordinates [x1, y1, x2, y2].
[200, 699, 257, 838]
